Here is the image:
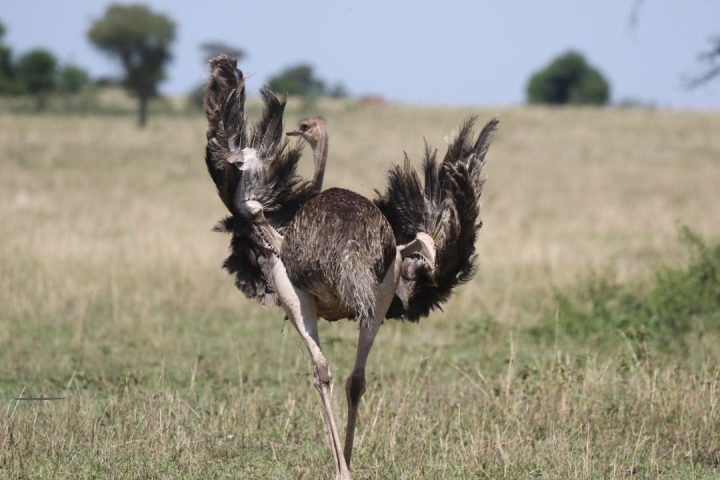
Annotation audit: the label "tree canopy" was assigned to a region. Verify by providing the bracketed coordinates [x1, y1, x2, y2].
[527, 51, 610, 105]
[58, 65, 90, 94]
[16, 49, 57, 95]
[88, 4, 175, 127]
[268, 64, 327, 97]
[0, 20, 22, 95]
[200, 41, 245, 64]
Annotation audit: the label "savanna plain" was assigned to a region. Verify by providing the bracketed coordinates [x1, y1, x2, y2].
[1, 101, 719, 479]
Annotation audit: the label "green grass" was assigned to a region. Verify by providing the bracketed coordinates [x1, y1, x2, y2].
[532, 227, 720, 353]
[1, 106, 719, 478]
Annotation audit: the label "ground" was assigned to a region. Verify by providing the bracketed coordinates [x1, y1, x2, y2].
[1, 102, 719, 478]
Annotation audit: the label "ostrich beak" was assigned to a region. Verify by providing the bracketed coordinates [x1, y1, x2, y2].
[286, 130, 302, 137]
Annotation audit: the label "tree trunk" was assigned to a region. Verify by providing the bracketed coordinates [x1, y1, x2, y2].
[35, 92, 48, 112]
[138, 94, 148, 128]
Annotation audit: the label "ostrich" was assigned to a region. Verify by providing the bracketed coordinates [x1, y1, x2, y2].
[204, 56, 498, 480]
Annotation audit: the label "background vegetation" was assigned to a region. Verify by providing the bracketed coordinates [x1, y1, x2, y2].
[87, 4, 175, 127]
[1, 103, 718, 478]
[527, 50, 610, 105]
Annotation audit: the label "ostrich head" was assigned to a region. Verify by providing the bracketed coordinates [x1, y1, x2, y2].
[286, 116, 327, 146]
[287, 116, 328, 193]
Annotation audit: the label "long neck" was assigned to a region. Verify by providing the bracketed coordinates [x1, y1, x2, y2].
[310, 130, 328, 193]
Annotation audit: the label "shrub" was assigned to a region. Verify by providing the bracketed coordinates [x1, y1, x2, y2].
[533, 227, 720, 349]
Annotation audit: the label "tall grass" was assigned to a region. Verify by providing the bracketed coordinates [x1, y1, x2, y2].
[1, 106, 719, 478]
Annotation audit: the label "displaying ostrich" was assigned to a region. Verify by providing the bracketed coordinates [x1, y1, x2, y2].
[204, 56, 498, 480]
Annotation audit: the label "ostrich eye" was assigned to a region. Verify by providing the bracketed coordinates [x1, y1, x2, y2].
[299, 123, 309, 132]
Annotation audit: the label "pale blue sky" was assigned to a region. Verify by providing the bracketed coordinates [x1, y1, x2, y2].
[3, 1, 719, 109]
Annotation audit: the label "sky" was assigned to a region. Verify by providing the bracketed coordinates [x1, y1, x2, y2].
[3, 1, 719, 109]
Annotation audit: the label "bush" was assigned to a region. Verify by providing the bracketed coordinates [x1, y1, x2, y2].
[58, 65, 89, 94]
[527, 51, 610, 105]
[533, 227, 720, 349]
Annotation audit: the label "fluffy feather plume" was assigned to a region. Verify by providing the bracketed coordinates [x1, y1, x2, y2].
[375, 117, 499, 321]
[204, 55, 314, 304]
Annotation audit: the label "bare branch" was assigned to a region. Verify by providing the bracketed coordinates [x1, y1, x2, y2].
[628, 0, 646, 30]
[684, 37, 720, 89]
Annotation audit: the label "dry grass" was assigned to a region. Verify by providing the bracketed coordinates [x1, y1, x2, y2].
[1, 103, 719, 479]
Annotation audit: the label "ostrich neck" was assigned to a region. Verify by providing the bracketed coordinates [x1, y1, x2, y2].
[311, 133, 328, 193]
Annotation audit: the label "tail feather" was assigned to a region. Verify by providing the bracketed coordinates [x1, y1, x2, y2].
[376, 117, 499, 321]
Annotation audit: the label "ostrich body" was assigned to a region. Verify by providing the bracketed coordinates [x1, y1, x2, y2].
[203, 56, 498, 480]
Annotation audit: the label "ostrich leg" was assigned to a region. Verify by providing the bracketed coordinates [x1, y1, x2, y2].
[272, 260, 351, 480]
[343, 252, 402, 466]
[343, 322, 379, 467]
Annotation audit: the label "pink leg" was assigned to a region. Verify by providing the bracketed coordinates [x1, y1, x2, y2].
[272, 261, 351, 480]
[343, 252, 401, 466]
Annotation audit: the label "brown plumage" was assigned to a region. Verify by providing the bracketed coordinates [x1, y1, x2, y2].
[282, 188, 396, 322]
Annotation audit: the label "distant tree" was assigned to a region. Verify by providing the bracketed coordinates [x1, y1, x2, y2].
[527, 51, 610, 105]
[268, 64, 326, 97]
[187, 83, 207, 111]
[16, 49, 57, 109]
[93, 76, 119, 88]
[0, 21, 8, 75]
[0, 42, 11, 79]
[328, 81, 349, 99]
[200, 41, 245, 63]
[88, 4, 175, 127]
[0, 20, 23, 95]
[58, 65, 90, 94]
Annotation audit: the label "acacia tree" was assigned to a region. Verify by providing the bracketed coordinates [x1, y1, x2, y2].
[88, 4, 175, 127]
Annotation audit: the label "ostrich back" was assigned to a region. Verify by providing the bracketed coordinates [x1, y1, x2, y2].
[281, 188, 396, 322]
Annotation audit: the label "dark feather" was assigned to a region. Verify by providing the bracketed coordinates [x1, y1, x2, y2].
[375, 117, 498, 321]
[203, 55, 314, 305]
[205, 55, 246, 213]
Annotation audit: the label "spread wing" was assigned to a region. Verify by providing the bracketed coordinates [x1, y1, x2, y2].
[375, 117, 499, 321]
[204, 55, 313, 304]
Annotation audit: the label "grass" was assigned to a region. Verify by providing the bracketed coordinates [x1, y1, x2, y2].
[532, 226, 720, 352]
[1, 103, 719, 478]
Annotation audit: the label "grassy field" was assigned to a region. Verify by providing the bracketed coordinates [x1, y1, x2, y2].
[1, 102, 719, 479]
